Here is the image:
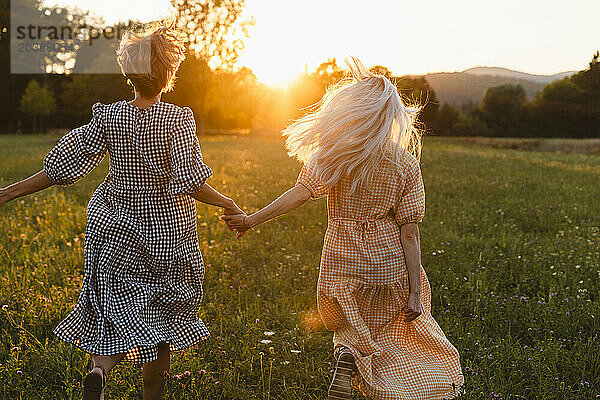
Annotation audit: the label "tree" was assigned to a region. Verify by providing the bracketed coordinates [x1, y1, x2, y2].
[172, 0, 249, 69]
[432, 103, 460, 136]
[453, 114, 492, 137]
[59, 74, 130, 125]
[166, 0, 249, 134]
[475, 84, 526, 136]
[527, 51, 599, 137]
[312, 58, 346, 89]
[205, 67, 259, 130]
[20, 80, 57, 133]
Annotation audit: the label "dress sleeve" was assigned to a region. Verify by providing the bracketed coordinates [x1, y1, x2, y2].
[43, 102, 108, 186]
[296, 159, 330, 199]
[167, 107, 213, 195]
[395, 156, 425, 226]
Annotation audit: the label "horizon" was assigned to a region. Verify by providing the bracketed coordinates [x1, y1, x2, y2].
[40, 0, 600, 85]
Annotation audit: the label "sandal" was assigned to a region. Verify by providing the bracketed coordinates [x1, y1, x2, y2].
[328, 347, 355, 400]
[82, 364, 107, 400]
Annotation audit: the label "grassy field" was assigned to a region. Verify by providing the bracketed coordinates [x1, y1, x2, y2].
[448, 137, 600, 155]
[0, 134, 599, 399]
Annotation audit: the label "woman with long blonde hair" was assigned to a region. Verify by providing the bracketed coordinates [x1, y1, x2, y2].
[223, 58, 463, 399]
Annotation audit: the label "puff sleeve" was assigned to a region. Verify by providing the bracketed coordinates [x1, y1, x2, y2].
[296, 159, 331, 199]
[43, 102, 108, 186]
[394, 156, 425, 226]
[167, 107, 213, 195]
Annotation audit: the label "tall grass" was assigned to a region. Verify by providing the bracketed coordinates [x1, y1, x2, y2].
[0, 134, 599, 399]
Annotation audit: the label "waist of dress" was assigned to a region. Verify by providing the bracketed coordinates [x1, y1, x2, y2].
[328, 216, 396, 230]
[104, 177, 171, 191]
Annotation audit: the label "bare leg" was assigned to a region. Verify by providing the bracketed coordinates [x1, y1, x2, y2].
[92, 353, 127, 374]
[142, 343, 171, 400]
[83, 353, 126, 400]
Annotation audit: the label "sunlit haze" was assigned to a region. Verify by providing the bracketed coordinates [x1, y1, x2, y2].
[44, 0, 600, 86]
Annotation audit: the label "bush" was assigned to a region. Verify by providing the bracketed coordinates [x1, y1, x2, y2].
[453, 114, 492, 137]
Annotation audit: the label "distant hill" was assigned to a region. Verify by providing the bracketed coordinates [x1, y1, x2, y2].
[463, 66, 576, 84]
[423, 67, 576, 110]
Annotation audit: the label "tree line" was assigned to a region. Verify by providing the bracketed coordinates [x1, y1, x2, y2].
[1, 0, 597, 138]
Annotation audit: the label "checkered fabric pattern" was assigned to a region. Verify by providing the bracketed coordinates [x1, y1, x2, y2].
[297, 154, 464, 399]
[45, 101, 213, 363]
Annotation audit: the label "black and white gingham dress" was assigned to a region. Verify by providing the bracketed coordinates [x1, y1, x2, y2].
[44, 100, 213, 363]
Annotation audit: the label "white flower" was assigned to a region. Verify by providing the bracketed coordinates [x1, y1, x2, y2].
[263, 331, 275, 336]
[260, 339, 272, 344]
[290, 350, 301, 354]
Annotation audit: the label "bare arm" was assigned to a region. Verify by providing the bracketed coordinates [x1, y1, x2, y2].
[400, 223, 422, 322]
[221, 184, 312, 236]
[190, 183, 243, 215]
[0, 170, 54, 208]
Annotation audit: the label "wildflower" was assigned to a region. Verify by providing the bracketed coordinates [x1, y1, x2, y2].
[184, 370, 191, 376]
[291, 350, 301, 354]
[260, 339, 272, 344]
[263, 331, 275, 336]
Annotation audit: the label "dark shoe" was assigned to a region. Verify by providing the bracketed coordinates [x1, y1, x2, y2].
[82, 364, 107, 400]
[328, 348, 355, 400]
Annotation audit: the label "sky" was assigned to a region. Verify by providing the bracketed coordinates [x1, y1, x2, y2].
[43, 0, 600, 85]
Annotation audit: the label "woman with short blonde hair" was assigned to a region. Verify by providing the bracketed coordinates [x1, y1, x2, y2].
[0, 20, 242, 400]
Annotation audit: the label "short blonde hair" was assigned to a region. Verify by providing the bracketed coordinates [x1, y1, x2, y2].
[117, 19, 186, 98]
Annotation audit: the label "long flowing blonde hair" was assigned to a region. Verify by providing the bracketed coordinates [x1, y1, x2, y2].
[283, 57, 422, 193]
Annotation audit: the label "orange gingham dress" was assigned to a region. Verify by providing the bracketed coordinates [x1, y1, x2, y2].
[297, 152, 464, 400]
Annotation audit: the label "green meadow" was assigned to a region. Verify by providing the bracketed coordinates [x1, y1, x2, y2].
[0, 134, 598, 399]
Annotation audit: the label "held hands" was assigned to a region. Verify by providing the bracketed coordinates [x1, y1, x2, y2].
[403, 292, 422, 322]
[221, 198, 251, 238]
[221, 213, 251, 239]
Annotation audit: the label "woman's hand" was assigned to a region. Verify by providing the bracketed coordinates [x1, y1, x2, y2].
[0, 187, 15, 208]
[221, 213, 251, 238]
[403, 292, 422, 322]
[223, 199, 244, 216]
